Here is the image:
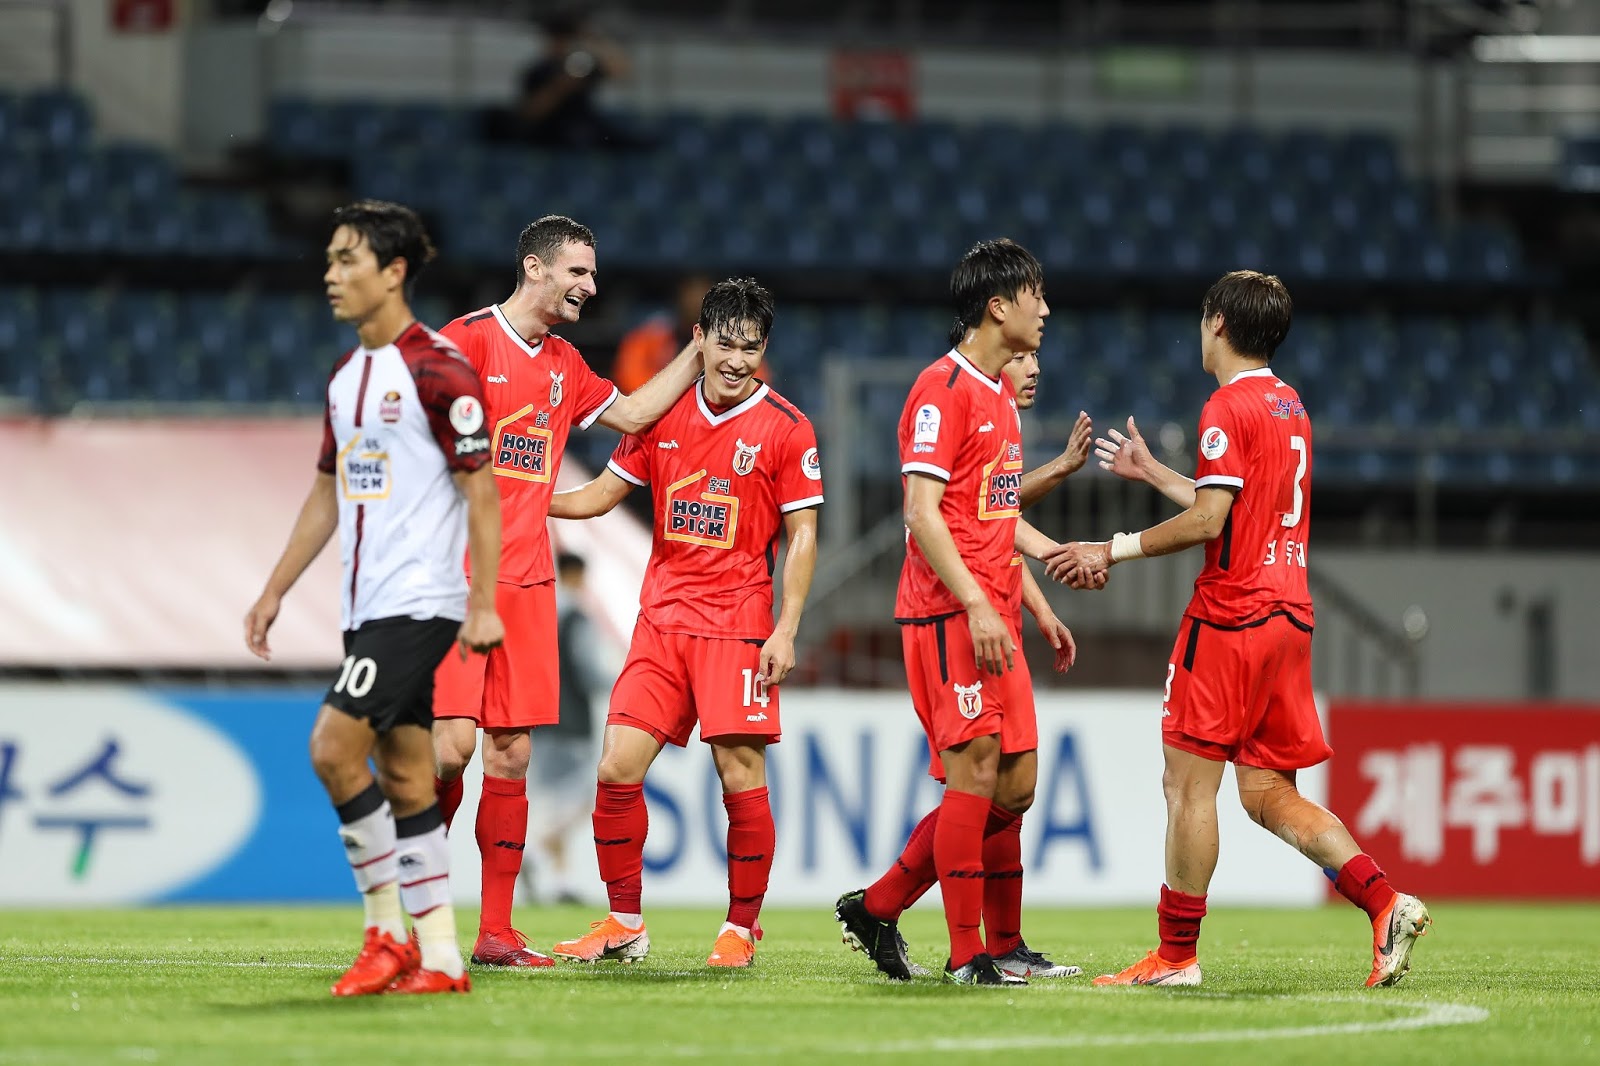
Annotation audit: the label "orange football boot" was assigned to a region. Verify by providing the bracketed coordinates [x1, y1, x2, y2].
[1092, 950, 1202, 987]
[552, 916, 650, 963]
[331, 928, 418, 997]
[1366, 892, 1432, 988]
[706, 925, 761, 968]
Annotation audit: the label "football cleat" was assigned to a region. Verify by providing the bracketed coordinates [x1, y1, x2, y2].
[331, 927, 418, 997]
[834, 889, 914, 981]
[552, 916, 651, 964]
[706, 927, 758, 968]
[943, 953, 1027, 986]
[1092, 950, 1202, 987]
[897, 928, 932, 978]
[993, 940, 1082, 979]
[386, 966, 471, 994]
[470, 927, 555, 968]
[1366, 892, 1432, 988]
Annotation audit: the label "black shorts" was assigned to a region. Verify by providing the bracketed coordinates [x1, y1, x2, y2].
[325, 616, 459, 733]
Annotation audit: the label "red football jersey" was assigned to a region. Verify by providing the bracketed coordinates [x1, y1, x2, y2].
[441, 305, 619, 586]
[1186, 366, 1315, 628]
[608, 381, 823, 640]
[895, 349, 1024, 621]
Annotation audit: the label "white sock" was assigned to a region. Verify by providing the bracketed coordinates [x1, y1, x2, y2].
[611, 911, 643, 929]
[363, 882, 406, 942]
[719, 921, 751, 941]
[413, 905, 464, 978]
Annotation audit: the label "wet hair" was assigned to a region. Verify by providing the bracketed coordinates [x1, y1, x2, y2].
[948, 238, 1044, 345]
[330, 200, 436, 291]
[1201, 270, 1293, 361]
[515, 215, 596, 289]
[698, 277, 774, 345]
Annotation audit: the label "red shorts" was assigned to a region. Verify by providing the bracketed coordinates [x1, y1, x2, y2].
[432, 580, 558, 730]
[904, 613, 1037, 778]
[1161, 611, 1331, 771]
[608, 615, 781, 748]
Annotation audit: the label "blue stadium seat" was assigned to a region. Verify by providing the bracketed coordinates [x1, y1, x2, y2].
[23, 90, 92, 150]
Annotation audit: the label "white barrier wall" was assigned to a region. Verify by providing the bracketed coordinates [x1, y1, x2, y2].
[453, 689, 1329, 908]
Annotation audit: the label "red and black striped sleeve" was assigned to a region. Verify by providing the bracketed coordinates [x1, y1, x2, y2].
[408, 331, 492, 473]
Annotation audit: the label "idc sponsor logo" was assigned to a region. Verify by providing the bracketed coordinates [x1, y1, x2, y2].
[0, 687, 261, 904]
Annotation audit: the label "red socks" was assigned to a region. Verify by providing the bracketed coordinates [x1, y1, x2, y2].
[435, 775, 464, 831]
[723, 787, 774, 929]
[1157, 884, 1207, 964]
[982, 803, 1024, 958]
[475, 774, 527, 933]
[1334, 853, 1398, 922]
[594, 781, 647, 915]
[864, 808, 938, 919]
[933, 788, 990, 969]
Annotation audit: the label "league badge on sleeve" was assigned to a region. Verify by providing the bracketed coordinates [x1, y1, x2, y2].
[801, 447, 822, 481]
[733, 438, 762, 476]
[1200, 426, 1229, 460]
[449, 395, 483, 434]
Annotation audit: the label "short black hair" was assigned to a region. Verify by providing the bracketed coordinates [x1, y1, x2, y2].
[949, 238, 1044, 344]
[556, 552, 586, 576]
[330, 200, 436, 290]
[515, 215, 596, 289]
[698, 277, 774, 345]
[1201, 270, 1293, 360]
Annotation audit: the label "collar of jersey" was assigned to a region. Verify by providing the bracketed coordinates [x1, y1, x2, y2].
[491, 304, 545, 359]
[695, 378, 770, 426]
[946, 348, 1003, 393]
[1226, 366, 1279, 385]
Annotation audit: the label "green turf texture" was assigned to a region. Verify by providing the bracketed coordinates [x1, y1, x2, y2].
[1, 903, 1596, 1064]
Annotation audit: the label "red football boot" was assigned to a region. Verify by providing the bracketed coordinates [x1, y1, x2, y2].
[331, 928, 418, 997]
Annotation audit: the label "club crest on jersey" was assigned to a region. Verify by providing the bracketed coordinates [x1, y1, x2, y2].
[1200, 426, 1229, 460]
[549, 370, 564, 408]
[954, 680, 984, 720]
[379, 390, 402, 424]
[733, 438, 762, 476]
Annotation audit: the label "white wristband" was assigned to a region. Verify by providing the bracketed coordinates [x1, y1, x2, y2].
[1109, 531, 1145, 563]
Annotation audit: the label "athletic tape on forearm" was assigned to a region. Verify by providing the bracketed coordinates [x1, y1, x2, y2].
[1110, 531, 1146, 563]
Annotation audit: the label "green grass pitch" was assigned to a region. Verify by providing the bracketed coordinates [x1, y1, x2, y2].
[1, 903, 1597, 1064]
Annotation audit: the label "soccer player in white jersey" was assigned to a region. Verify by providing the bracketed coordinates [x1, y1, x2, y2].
[245, 200, 504, 996]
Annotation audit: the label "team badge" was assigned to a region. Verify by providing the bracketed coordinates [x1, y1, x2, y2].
[449, 395, 483, 434]
[801, 447, 822, 481]
[954, 680, 984, 720]
[379, 390, 402, 424]
[549, 370, 564, 408]
[733, 438, 762, 476]
[1200, 426, 1229, 460]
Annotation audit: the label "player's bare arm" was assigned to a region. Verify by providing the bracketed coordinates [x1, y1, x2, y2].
[759, 507, 817, 687]
[1043, 485, 1237, 585]
[1097, 416, 1197, 509]
[1021, 563, 1076, 674]
[596, 339, 700, 434]
[452, 464, 506, 659]
[904, 472, 1014, 674]
[548, 468, 635, 519]
[244, 472, 339, 661]
[1017, 410, 1092, 509]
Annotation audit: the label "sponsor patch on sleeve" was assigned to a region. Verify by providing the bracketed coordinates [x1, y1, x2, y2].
[913, 404, 942, 445]
[1200, 425, 1229, 460]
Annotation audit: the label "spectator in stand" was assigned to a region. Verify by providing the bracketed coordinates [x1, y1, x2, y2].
[613, 274, 712, 394]
[506, 10, 642, 150]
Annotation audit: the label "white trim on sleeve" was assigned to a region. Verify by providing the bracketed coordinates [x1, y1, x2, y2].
[606, 459, 648, 487]
[1194, 474, 1244, 489]
[779, 494, 825, 513]
[579, 387, 621, 430]
[902, 461, 952, 482]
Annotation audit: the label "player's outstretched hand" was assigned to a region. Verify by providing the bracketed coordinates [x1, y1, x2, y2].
[1095, 416, 1151, 483]
[1058, 410, 1093, 477]
[1044, 541, 1111, 587]
[457, 606, 506, 660]
[1035, 612, 1078, 673]
[758, 631, 796, 688]
[243, 593, 281, 661]
[967, 600, 1014, 675]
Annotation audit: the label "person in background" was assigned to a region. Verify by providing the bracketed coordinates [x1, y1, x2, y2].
[510, 10, 640, 149]
[613, 274, 713, 394]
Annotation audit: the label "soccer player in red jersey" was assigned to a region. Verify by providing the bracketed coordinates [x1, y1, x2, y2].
[544, 278, 821, 969]
[429, 215, 701, 968]
[244, 201, 504, 996]
[1049, 271, 1431, 988]
[836, 343, 1095, 983]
